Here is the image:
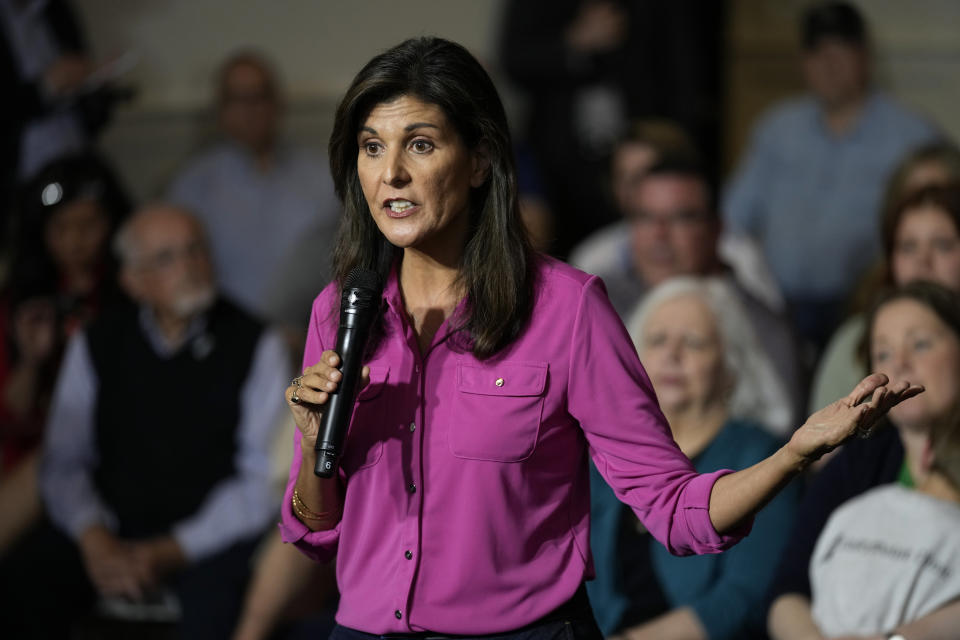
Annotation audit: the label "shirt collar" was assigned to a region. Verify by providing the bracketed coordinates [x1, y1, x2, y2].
[816, 90, 880, 141]
[138, 305, 210, 359]
[382, 261, 405, 319]
[379, 260, 470, 350]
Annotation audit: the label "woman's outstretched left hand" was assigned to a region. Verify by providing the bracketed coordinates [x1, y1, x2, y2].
[787, 373, 924, 465]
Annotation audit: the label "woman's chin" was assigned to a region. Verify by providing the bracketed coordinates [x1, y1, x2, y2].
[656, 395, 693, 416]
[890, 401, 934, 432]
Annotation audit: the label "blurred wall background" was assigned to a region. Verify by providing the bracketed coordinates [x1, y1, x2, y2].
[72, 0, 960, 201]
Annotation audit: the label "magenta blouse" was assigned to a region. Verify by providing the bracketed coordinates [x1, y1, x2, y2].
[280, 257, 749, 635]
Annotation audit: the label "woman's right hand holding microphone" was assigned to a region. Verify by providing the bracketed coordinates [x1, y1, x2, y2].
[285, 350, 370, 453]
[285, 349, 369, 530]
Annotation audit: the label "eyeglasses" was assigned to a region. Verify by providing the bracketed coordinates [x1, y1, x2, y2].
[137, 240, 208, 272]
[630, 210, 711, 227]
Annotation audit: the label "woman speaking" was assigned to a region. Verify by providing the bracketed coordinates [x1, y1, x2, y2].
[280, 37, 919, 640]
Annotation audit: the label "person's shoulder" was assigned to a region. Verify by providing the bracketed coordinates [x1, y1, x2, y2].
[211, 296, 265, 328]
[82, 299, 140, 363]
[731, 278, 785, 323]
[203, 297, 270, 353]
[830, 483, 908, 524]
[829, 314, 867, 346]
[869, 92, 937, 133]
[536, 255, 597, 290]
[568, 222, 630, 275]
[716, 418, 784, 462]
[86, 297, 137, 335]
[167, 142, 238, 193]
[533, 256, 620, 317]
[888, 484, 960, 522]
[753, 95, 818, 137]
[175, 142, 238, 175]
[309, 279, 341, 325]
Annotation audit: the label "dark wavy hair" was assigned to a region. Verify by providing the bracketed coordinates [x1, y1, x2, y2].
[327, 37, 535, 359]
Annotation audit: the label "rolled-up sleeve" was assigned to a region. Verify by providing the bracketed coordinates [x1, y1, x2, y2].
[40, 333, 119, 539]
[278, 290, 340, 563]
[569, 277, 751, 555]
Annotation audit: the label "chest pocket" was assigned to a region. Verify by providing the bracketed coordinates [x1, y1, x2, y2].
[341, 365, 390, 474]
[450, 361, 548, 462]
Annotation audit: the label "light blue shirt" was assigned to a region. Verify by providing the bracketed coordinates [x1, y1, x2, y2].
[167, 141, 340, 319]
[723, 92, 938, 300]
[39, 306, 290, 561]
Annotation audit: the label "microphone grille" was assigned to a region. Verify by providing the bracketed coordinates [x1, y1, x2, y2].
[344, 267, 382, 294]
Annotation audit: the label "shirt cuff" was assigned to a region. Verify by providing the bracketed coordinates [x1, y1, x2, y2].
[279, 476, 340, 564]
[677, 469, 754, 554]
[63, 503, 119, 541]
[171, 519, 224, 562]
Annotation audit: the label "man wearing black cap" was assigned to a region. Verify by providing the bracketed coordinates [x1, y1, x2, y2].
[723, 1, 939, 353]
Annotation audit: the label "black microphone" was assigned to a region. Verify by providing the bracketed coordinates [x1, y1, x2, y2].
[314, 267, 383, 477]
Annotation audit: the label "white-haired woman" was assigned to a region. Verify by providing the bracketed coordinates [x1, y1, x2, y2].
[590, 276, 800, 640]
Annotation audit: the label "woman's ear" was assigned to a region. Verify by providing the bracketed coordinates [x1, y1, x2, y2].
[470, 142, 491, 188]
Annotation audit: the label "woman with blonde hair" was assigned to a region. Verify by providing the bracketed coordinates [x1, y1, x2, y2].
[590, 277, 799, 639]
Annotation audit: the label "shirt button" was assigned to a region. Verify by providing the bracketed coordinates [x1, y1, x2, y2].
[394, 610, 402, 620]
[407, 482, 417, 494]
[409, 422, 416, 432]
[404, 550, 413, 560]
[495, 377, 504, 387]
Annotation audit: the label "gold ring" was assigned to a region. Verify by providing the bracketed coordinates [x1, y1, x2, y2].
[291, 388, 301, 404]
[292, 376, 303, 389]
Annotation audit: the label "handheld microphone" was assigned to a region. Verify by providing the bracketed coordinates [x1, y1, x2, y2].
[314, 267, 383, 477]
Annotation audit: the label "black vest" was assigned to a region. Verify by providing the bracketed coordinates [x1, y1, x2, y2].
[86, 298, 263, 538]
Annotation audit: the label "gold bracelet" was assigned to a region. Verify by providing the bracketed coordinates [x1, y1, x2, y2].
[293, 488, 340, 521]
[292, 496, 337, 522]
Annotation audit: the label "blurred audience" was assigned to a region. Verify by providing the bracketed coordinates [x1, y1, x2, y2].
[0, 151, 129, 557]
[767, 281, 960, 640]
[500, 0, 724, 258]
[810, 397, 960, 637]
[1, 151, 129, 473]
[591, 156, 803, 432]
[1, 0, 87, 182]
[723, 1, 939, 350]
[569, 118, 699, 275]
[0, 0, 132, 239]
[4, 4, 958, 637]
[589, 277, 798, 639]
[167, 50, 340, 339]
[810, 146, 960, 411]
[0, 205, 287, 638]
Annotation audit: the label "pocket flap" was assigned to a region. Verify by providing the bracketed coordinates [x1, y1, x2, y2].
[457, 361, 547, 397]
[357, 365, 389, 402]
